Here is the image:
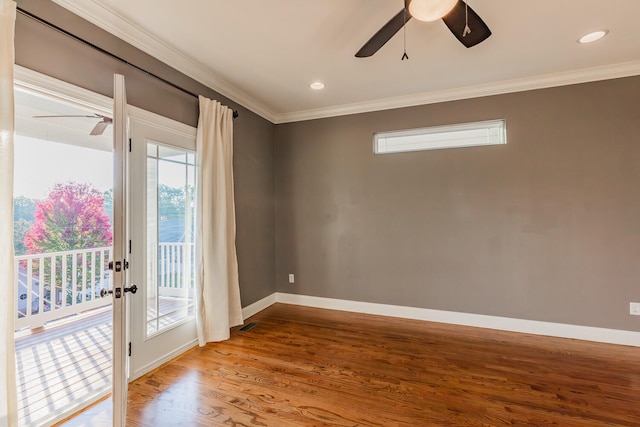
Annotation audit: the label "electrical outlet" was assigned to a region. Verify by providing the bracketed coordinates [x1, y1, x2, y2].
[630, 302, 640, 316]
[288, 273, 295, 284]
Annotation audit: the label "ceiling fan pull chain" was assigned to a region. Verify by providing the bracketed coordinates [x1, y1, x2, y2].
[402, 8, 409, 60]
[463, 0, 472, 37]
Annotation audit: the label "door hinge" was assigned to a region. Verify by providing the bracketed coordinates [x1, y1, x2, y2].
[129, 239, 132, 254]
[128, 342, 132, 357]
[128, 138, 132, 152]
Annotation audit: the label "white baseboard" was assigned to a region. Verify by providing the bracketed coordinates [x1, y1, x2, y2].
[242, 293, 278, 320]
[251, 293, 640, 347]
[129, 338, 198, 382]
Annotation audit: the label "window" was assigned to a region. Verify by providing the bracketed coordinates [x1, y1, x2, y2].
[373, 119, 507, 154]
[146, 143, 196, 336]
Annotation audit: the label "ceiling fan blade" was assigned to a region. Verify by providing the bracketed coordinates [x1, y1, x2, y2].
[442, 0, 491, 48]
[90, 120, 109, 136]
[356, 9, 411, 58]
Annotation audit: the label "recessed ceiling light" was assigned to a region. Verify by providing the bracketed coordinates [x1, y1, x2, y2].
[578, 30, 609, 44]
[310, 81, 325, 90]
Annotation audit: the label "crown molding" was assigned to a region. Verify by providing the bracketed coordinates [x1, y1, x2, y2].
[273, 60, 640, 123]
[45, 1, 640, 125]
[50, 0, 278, 123]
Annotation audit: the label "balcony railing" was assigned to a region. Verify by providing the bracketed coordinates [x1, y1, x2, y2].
[15, 242, 194, 331]
[15, 247, 112, 330]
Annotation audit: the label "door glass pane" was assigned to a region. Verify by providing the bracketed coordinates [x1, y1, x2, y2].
[146, 142, 196, 336]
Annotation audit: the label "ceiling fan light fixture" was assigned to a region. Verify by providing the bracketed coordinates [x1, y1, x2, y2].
[578, 29, 609, 44]
[408, 0, 458, 22]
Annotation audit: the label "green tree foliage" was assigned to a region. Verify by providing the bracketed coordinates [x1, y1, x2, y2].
[13, 218, 32, 256]
[14, 195, 36, 222]
[13, 196, 37, 256]
[158, 184, 187, 220]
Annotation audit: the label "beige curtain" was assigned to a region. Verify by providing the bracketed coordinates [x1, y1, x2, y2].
[195, 96, 243, 344]
[0, 1, 18, 426]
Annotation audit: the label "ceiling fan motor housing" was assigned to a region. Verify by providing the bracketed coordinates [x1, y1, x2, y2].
[408, 0, 458, 22]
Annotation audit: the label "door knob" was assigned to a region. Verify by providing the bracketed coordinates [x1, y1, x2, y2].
[124, 284, 138, 294]
[100, 288, 113, 298]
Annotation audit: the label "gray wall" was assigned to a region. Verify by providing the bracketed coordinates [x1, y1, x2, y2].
[275, 76, 640, 331]
[15, 0, 276, 306]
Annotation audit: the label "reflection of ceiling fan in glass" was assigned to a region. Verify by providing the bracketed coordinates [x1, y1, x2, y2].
[32, 114, 113, 136]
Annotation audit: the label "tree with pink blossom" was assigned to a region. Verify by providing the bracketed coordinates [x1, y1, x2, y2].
[25, 182, 112, 254]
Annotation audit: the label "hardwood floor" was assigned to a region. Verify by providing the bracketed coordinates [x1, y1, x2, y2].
[59, 303, 640, 426]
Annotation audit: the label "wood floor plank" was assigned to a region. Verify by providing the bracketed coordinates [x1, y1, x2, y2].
[58, 303, 640, 426]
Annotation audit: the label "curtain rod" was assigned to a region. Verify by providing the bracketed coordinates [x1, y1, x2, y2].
[16, 7, 239, 119]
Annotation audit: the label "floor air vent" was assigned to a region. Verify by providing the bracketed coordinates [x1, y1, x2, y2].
[239, 322, 257, 332]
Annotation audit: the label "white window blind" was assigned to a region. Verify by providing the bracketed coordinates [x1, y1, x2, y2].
[374, 119, 507, 154]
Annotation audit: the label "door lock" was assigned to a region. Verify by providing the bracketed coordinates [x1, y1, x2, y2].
[108, 261, 123, 272]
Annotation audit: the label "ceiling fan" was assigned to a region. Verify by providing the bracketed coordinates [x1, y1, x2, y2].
[32, 114, 113, 136]
[356, 0, 491, 58]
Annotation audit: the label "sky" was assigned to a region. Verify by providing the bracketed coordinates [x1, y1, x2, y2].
[13, 135, 193, 201]
[14, 135, 113, 200]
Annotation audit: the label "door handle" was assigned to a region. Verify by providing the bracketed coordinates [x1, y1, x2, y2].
[100, 288, 113, 298]
[124, 284, 138, 294]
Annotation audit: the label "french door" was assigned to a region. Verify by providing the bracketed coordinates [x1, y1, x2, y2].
[127, 117, 198, 380]
[110, 74, 198, 426]
[110, 75, 197, 425]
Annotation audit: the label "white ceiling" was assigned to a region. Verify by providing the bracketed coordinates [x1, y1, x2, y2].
[15, 88, 112, 151]
[51, 0, 640, 123]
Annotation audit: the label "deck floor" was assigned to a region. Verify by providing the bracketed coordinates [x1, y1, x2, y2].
[15, 296, 192, 426]
[15, 308, 112, 426]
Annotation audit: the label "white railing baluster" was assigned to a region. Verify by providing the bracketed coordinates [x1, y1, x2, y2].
[50, 254, 57, 311]
[62, 254, 68, 308]
[177, 244, 183, 290]
[27, 259, 33, 318]
[167, 244, 172, 290]
[89, 251, 95, 301]
[160, 244, 165, 290]
[15, 257, 22, 319]
[38, 257, 44, 317]
[99, 249, 105, 296]
[83, 250, 88, 303]
[170, 244, 175, 289]
[72, 253, 78, 308]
